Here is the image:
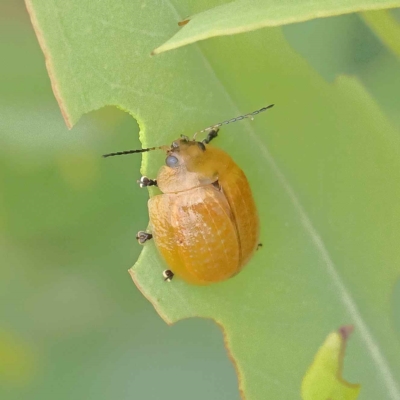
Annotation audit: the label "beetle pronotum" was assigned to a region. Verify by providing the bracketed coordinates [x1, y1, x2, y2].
[104, 105, 274, 285]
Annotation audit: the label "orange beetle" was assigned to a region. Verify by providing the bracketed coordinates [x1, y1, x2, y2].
[104, 105, 274, 285]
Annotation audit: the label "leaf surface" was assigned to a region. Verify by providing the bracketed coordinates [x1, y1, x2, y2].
[26, 1, 400, 399]
[153, 0, 400, 54]
[361, 9, 400, 59]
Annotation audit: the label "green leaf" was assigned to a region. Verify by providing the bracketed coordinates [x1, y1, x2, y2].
[361, 9, 400, 60]
[26, 0, 400, 399]
[301, 326, 361, 400]
[152, 0, 400, 54]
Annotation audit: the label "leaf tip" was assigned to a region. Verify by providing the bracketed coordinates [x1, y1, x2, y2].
[301, 325, 360, 400]
[338, 324, 354, 341]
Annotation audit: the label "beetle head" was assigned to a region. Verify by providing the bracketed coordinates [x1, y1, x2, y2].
[165, 138, 207, 168]
[156, 138, 218, 193]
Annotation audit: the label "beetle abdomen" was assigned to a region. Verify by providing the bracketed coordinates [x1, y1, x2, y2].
[149, 185, 240, 285]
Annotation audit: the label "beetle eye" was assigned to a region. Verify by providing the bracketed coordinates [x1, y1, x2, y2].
[166, 155, 179, 168]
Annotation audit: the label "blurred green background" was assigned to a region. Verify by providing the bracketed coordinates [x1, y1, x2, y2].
[1, 2, 399, 399]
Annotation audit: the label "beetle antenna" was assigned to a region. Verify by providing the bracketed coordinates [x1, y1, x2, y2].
[192, 104, 274, 140]
[102, 145, 168, 158]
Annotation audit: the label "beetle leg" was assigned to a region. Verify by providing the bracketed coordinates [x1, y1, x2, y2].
[136, 231, 153, 244]
[137, 176, 157, 188]
[257, 243, 263, 250]
[196, 141, 206, 151]
[163, 269, 174, 282]
[202, 128, 219, 144]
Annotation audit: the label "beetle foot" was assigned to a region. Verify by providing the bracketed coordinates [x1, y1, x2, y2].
[137, 176, 157, 188]
[163, 269, 174, 282]
[136, 231, 153, 244]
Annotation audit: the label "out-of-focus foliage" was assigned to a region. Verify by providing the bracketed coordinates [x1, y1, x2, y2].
[361, 9, 400, 60]
[2, 1, 400, 399]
